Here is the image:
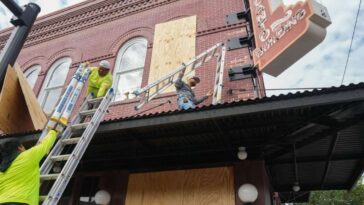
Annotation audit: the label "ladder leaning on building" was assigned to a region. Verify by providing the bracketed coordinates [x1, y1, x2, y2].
[37, 42, 226, 204]
[37, 62, 115, 204]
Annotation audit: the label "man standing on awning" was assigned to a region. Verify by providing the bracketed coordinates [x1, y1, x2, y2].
[87, 60, 113, 98]
[0, 130, 57, 205]
[175, 72, 212, 110]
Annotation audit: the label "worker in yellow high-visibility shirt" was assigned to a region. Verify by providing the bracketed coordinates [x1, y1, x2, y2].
[0, 130, 58, 205]
[87, 60, 113, 98]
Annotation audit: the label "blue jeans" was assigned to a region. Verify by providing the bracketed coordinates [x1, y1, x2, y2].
[178, 96, 195, 110]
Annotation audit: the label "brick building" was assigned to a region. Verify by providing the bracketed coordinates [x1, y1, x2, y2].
[0, 0, 263, 119]
[0, 0, 363, 204]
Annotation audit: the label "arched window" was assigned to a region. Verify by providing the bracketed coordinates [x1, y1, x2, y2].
[38, 57, 71, 114]
[113, 37, 148, 101]
[24, 64, 41, 89]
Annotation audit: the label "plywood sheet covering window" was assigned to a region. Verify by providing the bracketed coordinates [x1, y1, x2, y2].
[148, 16, 196, 93]
[125, 167, 234, 205]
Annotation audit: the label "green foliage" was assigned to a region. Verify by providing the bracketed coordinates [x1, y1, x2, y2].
[308, 176, 364, 205]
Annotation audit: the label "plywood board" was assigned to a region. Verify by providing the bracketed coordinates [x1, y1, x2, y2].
[125, 167, 235, 205]
[0, 66, 34, 133]
[149, 16, 196, 93]
[14, 63, 47, 129]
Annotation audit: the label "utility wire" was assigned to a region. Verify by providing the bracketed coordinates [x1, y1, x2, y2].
[341, 0, 362, 85]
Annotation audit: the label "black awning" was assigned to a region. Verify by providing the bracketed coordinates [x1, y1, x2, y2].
[2, 83, 364, 195]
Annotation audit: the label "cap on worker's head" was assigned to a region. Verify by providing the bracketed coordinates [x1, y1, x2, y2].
[99, 60, 111, 69]
[189, 76, 200, 83]
[0, 138, 22, 172]
[0, 138, 21, 153]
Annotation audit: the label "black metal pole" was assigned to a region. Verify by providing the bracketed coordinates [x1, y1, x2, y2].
[0, 1, 41, 89]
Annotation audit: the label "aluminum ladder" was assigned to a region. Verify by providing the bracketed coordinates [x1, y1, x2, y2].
[40, 88, 114, 205]
[133, 42, 226, 110]
[39, 88, 114, 204]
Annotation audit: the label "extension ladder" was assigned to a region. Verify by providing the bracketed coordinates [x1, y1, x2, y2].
[133, 42, 226, 110]
[38, 62, 90, 141]
[36, 63, 114, 204]
[39, 89, 114, 204]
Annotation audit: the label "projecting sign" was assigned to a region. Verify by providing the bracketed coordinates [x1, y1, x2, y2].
[249, 0, 331, 76]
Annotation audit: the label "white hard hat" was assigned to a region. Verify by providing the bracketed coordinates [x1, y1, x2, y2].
[99, 60, 111, 69]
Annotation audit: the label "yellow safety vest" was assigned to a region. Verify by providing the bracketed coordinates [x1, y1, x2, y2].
[87, 67, 113, 97]
[0, 130, 57, 205]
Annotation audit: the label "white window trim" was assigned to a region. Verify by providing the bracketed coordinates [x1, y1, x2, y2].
[24, 64, 41, 89]
[38, 57, 71, 111]
[113, 37, 148, 101]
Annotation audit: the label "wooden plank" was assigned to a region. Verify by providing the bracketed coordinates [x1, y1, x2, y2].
[14, 63, 47, 130]
[125, 167, 234, 205]
[183, 167, 235, 205]
[148, 16, 196, 93]
[142, 170, 184, 205]
[0, 66, 34, 133]
[125, 172, 145, 205]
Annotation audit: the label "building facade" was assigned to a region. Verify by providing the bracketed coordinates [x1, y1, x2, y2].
[1, 0, 363, 205]
[0, 0, 263, 119]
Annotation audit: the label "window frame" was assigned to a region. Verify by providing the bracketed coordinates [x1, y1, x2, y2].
[113, 37, 148, 102]
[24, 64, 41, 89]
[38, 57, 71, 113]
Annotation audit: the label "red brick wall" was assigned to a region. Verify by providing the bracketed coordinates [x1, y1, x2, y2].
[0, 0, 264, 121]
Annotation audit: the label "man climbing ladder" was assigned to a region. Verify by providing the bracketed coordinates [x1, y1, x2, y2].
[38, 62, 115, 204]
[0, 130, 57, 205]
[0, 61, 115, 205]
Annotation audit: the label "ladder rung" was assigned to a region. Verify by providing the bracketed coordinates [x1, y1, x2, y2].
[39, 195, 47, 202]
[87, 97, 103, 104]
[41, 174, 60, 181]
[71, 122, 90, 130]
[205, 55, 213, 62]
[51, 154, 71, 161]
[79, 109, 97, 116]
[61, 137, 81, 145]
[194, 61, 203, 69]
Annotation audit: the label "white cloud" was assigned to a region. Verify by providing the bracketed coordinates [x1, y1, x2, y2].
[0, 0, 85, 30]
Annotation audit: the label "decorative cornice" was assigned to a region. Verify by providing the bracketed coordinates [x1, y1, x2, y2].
[0, 0, 180, 49]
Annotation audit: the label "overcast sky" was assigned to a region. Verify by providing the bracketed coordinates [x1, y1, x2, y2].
[0, 0, 363, 96]
[265, 0, 364, 95]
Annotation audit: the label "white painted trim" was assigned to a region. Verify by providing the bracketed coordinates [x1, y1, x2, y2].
[38, 57, 71, 112]
[24, 64, 41, 89]
[113, 37, 148, 102]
